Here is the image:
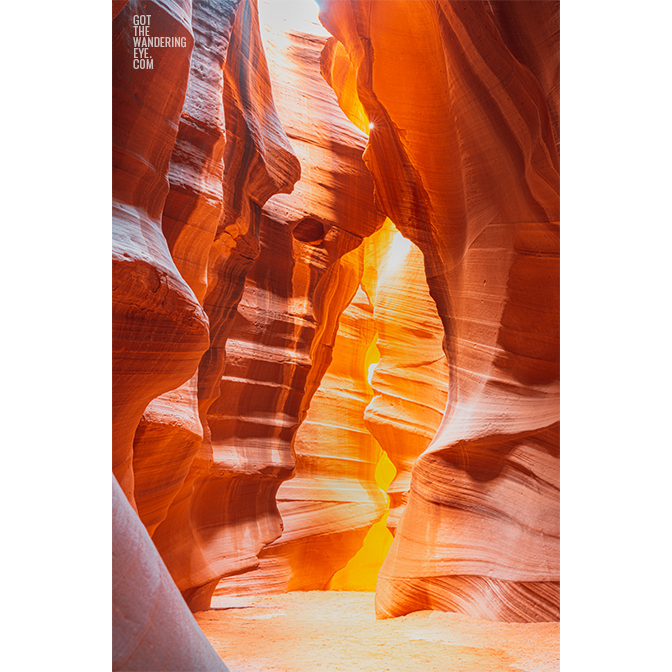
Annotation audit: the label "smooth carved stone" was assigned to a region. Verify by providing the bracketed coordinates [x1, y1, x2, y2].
[487, 0, 560, 151]
[319, 0, 560, 622]
[112, 476, 230, 672]
[210, 11, 385, 598]
[376, 426, 560, 622]
[215, 283, 386, 595]
[149, 0, 301, 612]
[278, 286, 385, 590]
[112, 0, 209, 508]
[114, 0, 301, 635]
[162, 0, 243, 306]
[202, 219, 368, 600]
[131, 0, 244, 537]
[132, 374, 203, 536]
[154, 8, 382, 609]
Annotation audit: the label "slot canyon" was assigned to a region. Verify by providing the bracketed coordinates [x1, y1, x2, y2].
[112, 0, 559, 670]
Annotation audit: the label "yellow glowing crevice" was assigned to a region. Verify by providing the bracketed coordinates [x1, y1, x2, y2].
[364, 334, 380, 386]
[329, 443, 396, 591]
[328, 336, 397, 591]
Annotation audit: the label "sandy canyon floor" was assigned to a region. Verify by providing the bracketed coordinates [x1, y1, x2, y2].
[196, 591, 559, 672]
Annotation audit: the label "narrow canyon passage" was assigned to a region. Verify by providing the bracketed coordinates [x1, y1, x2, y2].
[112, 0, 560, 669]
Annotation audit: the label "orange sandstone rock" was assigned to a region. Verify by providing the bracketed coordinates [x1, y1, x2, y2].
[319, 0, 560, 622]
[209, 9, 387, 597]
[362, 220, 450, 535]
[149, 0, 301, 611]
[216, 280, 385, 595]
[153, 9, 383, 608]
[112, 0, 209, 509]
[114, 0, 560, 638]
[131, 0, 247, 538]
[113, 0, 302, 626]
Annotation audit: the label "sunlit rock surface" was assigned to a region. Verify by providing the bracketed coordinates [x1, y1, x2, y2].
[131, 0, 244, 538]
[150, 0, 301, 611]
[112, 0, 209, 509]
[278, 285, 385, 591]
[215, 279, 384, 595]
[213, 3, 385, 597]
[362, 220, 450, 536]
[319, 0, 560, 622]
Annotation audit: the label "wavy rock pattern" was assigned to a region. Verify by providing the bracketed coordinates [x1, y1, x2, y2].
[129, 0, 242, 537]
[148, 0, 302, 611]
[112, 0, 209, 508]
[216, 280, 385, 595]
[130, 0, 288, 540]
[362, 221, 450, 535]
[211, 10, 385, 597]
[114, 0, 560, 648]
[320, 0, 560, 622]
[113, 0, 302, 639]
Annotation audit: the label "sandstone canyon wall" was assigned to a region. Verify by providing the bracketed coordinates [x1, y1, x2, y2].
[113, 5, 560, 664]
[212, 10, 388, 596]
[320, 0, 560, 621]
[113, 0, 301, 663]
[114, 0, 386, 623]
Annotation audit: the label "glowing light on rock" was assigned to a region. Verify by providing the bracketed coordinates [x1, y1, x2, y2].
[259, 0, 330, 38]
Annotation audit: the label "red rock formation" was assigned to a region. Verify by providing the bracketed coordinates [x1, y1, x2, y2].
[320, 0, 560, 622]
[130, 0, 287, 540]
[115, 0, 391, 621]
[113, 0, 301, 634]
[113, 476, 229, 671]
[215, 277, 384, 595]
[211, 10, 386, 597]
[114, 0, 559, 643]
[148, 0, 302, 611]
[113, 0, 209, 509]
[276, 284, 386, 591]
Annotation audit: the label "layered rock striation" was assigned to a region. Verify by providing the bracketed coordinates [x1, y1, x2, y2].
[113, 0, 209, 510]
[212, 8, 386, 596]
[319, 0, 560, 622]
[148, 0, 303, 611]
[113, 0, 560, 649]
[362, 220, 450, 536]
[113, 0, 301, 639]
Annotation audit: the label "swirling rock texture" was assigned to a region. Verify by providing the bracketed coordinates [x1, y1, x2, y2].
[362, 219, 450, 536]
[112, 0, 209, 511]
[217, 279, 386, 596]
[213, 212, 445, 597]
[114, 11, 560, 672]
[144, 0, 302, 612]
[131, 0, 247, 539]
[113, 0, 301, 661]
[212, 6, 386, 597]
[319, 0, 560, 622]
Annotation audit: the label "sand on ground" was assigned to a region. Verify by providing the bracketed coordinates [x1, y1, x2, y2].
[195, 591, 559, 672]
